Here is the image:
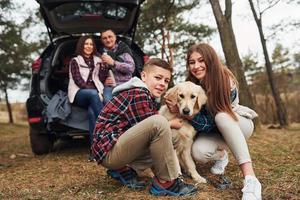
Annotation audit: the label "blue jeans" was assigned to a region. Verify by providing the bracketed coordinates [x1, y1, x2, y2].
[73, 89, 103, 146]
[104, 86, 114, 104]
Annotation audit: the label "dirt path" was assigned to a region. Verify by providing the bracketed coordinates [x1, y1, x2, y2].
[0, 123, 299, 199]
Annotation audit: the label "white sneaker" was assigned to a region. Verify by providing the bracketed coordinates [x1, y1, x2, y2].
[210, 151, 229, 175]
[242, 175, 262, 200]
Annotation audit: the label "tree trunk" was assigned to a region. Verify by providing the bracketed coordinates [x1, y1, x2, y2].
[209, 0, 255, 109]
[248, 0, 288, 127]
[167, 31, 174, 67]
[167, 30, 175, 87]
[161, 28, 166, 60]
[4, 87, 14, 123]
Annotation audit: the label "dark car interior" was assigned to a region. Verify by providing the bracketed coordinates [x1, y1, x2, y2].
[48, 39, 77, 95]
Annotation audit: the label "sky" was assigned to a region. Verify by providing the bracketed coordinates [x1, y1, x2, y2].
[6, 0, 300, 103]
[194, 1, 300, 57]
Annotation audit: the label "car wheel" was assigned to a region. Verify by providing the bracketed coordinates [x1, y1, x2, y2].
[29, 127, 55, 155]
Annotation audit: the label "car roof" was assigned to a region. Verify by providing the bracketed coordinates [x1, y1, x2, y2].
[36, 0, 144, 40]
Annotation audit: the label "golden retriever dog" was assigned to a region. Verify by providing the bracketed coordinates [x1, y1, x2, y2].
[159, 81, 207, 183]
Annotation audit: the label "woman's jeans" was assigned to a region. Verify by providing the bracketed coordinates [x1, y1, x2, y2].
[103, 86, 114, 104]
[73, 89, 103, 146]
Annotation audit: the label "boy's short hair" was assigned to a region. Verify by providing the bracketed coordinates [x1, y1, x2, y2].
[143, 58, 173, 73]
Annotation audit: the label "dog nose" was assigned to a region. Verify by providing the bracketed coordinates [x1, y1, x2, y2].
[183, 108, 190, 115]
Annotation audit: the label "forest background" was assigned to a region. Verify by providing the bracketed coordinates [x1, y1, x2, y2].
[1, 0, 300, 126]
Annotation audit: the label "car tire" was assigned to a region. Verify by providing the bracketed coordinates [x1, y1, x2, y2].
[29, 128, 54, 155]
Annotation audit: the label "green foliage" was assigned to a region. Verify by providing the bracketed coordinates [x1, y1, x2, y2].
[243, 53, 261, 72]
[293, 53, 300, 68]
[136, 0, 214, 56]
[0, 0, 10, 10]
[0, 1, 41, 93]
[272, 43, 290, 71]
[293, 53, 300, 86]
[242, 53, 265, 92]
[135, 0, 214, 82]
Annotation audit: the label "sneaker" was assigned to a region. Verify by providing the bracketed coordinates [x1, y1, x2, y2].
[242, 175, 262, 200]
[149, 177, 198, 196]
[107, 168, 146, 189]
[210, 151, 229, 175]
[208, 175, 232, 190]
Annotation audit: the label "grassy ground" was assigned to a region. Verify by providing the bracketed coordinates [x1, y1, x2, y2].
[0, 123, 299, 200]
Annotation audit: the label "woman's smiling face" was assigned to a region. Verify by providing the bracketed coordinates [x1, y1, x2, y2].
[83, 38, 94, 57]
[188, 52, 207, 81]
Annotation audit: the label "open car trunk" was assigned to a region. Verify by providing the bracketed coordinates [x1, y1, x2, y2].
[36, 0, 144, 42]
[35, 0, 146, 101]
[39, 36, 145, 132]
[27, 0, 146, 155]
[44, 37, 144, 97]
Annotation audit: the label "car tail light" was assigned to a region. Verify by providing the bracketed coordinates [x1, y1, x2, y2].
[28, 117, 42, 123]
[31, 58, 42, 73]
[143, 55, 150, 63]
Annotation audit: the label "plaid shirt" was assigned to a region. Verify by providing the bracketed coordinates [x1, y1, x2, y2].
[91, 87, 160, 163]
[191, 88, 238, 134]
[191, 105, 215, 133]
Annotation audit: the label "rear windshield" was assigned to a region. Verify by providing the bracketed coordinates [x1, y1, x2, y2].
[53, 2, 129, 22]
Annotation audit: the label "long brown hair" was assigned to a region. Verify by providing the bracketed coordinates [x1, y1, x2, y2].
[186, 43, 238, 120]
[75, 35, 97, 57]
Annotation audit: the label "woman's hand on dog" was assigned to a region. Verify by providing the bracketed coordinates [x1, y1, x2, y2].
[165, 99, 179, 113]
[169, 118, 183, 129]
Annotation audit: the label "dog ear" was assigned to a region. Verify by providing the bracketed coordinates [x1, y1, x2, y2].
[164, 85, 178, 103]
[197, 87, 207, 109]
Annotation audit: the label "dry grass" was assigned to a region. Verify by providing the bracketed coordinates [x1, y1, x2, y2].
[0, 102, 27, 124]
[0, 123, 299, 200]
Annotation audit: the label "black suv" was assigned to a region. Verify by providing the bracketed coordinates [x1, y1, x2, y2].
[26, 0, 146, 155]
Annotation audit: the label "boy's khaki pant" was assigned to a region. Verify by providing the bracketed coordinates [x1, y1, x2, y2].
[101, 115, 181, 181]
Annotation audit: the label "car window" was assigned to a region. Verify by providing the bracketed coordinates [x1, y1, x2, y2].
[53, 2, 128, 22]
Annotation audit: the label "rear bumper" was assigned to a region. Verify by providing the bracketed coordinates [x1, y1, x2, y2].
[26, 95, 46, 131]
[26, 95, 89, 136]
